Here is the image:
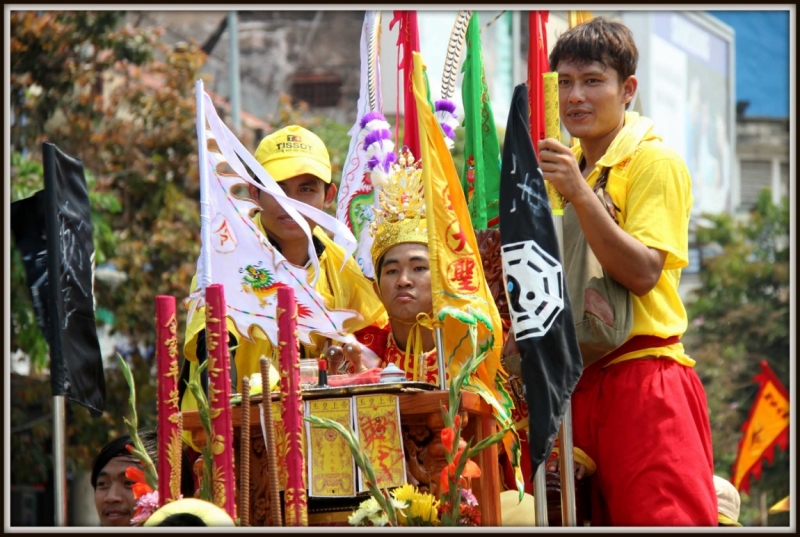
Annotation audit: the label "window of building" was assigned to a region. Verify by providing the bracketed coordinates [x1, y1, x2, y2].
[290, 73, 342, 108]
[739, 160, 772, 208]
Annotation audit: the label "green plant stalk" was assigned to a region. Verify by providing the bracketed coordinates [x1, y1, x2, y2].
[116, 353, 158, 491]
[186, 359, 214, 503]
[303, 414, 399, 526]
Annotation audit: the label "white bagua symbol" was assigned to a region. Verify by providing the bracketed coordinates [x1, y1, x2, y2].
[501, 239, 564, 341]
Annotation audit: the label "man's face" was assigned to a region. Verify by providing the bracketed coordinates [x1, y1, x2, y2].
[556, 60, 637, 142]
[94, 456, 140, 526]
[248, 174, 337, 243]
[376, 243, 433, 323]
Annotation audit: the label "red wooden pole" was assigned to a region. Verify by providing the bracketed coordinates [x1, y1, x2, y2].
[155, 295, 182, 506]
[205, 284, 236, 519]
[277, 287, 308, 526]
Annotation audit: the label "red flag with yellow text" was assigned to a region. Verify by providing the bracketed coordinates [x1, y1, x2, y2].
[731, 361, 789, 493]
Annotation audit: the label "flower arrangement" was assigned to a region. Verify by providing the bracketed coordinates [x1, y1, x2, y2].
[305, 325, 509, 527]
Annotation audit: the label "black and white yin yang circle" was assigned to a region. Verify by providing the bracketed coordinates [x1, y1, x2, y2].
[501, 239, 564, 341]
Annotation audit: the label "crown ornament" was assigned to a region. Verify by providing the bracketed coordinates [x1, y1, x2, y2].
[369, 147, 429, 269]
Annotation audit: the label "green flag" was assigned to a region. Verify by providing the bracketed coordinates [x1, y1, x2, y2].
[460, 12, 501, 230]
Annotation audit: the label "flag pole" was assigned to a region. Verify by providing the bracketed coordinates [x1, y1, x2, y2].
[434, 327, 447, 390]
[53, 395, 68, 526]
[543, 71, 578, 526]
[42, 141, 68, 526]
[195, 80, 212, 292]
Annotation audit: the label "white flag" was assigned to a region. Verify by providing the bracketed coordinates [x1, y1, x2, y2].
[336, 11, 383, 278]
[188, 82, 357, 346]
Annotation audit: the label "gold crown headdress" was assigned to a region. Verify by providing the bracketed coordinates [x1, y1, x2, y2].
[369, 147, 428, 269]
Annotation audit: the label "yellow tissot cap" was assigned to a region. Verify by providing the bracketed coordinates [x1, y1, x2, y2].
[254, 125, 332, 183]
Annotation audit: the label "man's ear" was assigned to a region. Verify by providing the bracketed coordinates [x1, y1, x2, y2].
[621, 75, 638, 107]
[323, 182, 338, 209]
[247, 183, 261, 203]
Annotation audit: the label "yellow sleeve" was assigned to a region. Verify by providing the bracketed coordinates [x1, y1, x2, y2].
[314, 228, 388, 333]
[623, 151, 693, 271]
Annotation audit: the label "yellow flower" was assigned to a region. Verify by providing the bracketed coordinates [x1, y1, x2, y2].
[392, 484, 440, 526]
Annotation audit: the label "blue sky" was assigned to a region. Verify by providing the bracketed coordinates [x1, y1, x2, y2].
[710, 10, 790, 118]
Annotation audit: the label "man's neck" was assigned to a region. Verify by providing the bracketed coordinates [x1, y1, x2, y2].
[273, 236, 311, 267]
[579, 113, 627, 176]
[390, 320, 435, 354]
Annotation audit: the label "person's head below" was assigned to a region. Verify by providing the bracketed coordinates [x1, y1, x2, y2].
[143, 498, 236, 527]
[249, 125, 337, 262]
[549, 17, 639, 148]
[714, 475, 742, 527]
[91, 430, 194, 527]
[369, 149, 433, 349]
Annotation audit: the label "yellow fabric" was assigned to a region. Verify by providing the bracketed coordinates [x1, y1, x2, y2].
[253, 125, 332, 183]
[769, 495, 790, 514]
[568, 11, 593, 28]
[552, 446, 597, 477]
[717, 514, 742, 527]
[413, 52, 524, 496]
[411, 52, 504, 387]
[731, 379, 789, 489]
[181, 214, 387, 449]
[573, 112, 695, 368]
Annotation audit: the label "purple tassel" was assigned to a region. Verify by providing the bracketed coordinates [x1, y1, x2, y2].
[441, 123, 456, 141]
[360, 111, 387, 129]
[367, 155, 381, 171]
[435, 99, 457, 115]
[382, 152, 397, 170]
[363, 129, 393, 151]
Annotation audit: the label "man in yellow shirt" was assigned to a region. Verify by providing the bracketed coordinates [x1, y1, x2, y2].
[537, 18, 716, 525]
[180, 125, 387, 417]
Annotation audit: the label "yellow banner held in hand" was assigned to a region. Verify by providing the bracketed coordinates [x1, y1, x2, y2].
[543, 71, 565, 214]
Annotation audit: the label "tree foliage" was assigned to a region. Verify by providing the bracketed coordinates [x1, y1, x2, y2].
[685, 190, 790, 526]
[11, 10, 201, 479]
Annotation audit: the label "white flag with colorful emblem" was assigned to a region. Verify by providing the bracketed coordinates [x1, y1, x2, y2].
[335, 10, 384, 278]
[188, 82, 358, 346]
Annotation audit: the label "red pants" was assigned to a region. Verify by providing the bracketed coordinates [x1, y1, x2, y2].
[571, 356, 718, 526]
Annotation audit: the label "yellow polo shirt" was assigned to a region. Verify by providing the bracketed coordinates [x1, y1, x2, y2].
[573, 112, 695, 367]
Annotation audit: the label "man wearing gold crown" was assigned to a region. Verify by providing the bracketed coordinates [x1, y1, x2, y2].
[180, 125, 388, 422]
[361, 148, 442, 384]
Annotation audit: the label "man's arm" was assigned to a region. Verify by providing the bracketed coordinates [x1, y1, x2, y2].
[538, 138, 665, 296]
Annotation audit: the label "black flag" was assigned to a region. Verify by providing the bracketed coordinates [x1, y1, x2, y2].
[11, 143, 106, 416]
[499, 84, 582, 474]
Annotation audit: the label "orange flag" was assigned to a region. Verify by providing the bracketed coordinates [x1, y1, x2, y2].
[412, 51, 525, 495]
[731, 361, 789, 493]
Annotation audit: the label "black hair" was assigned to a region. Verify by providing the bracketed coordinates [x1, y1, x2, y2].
[156, 513, 208, 526]
[91, 429, 195, 498]
[549, 17, 639, 83]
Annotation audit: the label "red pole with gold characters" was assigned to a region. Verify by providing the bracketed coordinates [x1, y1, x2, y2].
[277, 287, 308, 526]
[205, 283, 236, 519]
[155, 295, 182, 506]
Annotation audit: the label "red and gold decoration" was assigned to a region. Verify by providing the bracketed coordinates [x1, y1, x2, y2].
[731, 361, 789, 493]
[278, 287, 309, 526]
[389, 10, 422, 158]
[354, 394, 406, 491]
[205, 284, 236, 519]
[528, 10, 550, 156]
[156, 295, 183, 506]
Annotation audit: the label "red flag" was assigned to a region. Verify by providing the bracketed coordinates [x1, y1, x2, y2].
[390, 10, 421, 157]
[527, 11, 549, 157]
[731, 361, 789, 493]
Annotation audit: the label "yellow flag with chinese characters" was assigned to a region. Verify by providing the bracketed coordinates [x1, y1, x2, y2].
[412, 51, 525, 496]
[731, 361, 789, 493]
[411, 51, 502, 385]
